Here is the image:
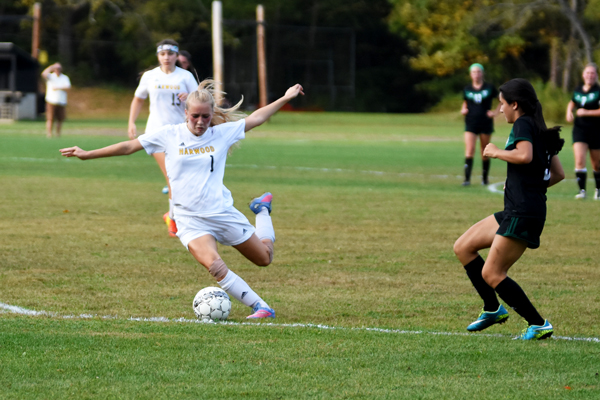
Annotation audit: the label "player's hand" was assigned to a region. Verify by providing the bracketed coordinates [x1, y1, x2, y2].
[128, 123, 137, 140]
[483, 143, 499, 159]
[486, 110, 496, 118]
[59, 146, 88, 160]
[284, 84, 304, 100]
[576, 108, 587, 117]
[178, 92, 188, 102]
[461, 107, 469, 116]
[566, 111, 574, 123]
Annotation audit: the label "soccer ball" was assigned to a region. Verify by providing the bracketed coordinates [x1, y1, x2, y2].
[193, 287, 232, 322]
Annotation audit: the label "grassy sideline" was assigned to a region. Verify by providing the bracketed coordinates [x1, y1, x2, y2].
[1, 111, 600, 398]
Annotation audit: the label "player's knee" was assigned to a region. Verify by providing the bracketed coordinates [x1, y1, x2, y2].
[481, 269, 503, 289]
[453, 238, 466, 258]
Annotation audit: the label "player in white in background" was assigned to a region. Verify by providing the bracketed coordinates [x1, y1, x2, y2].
[128, 39, 198, 237]
[42, 62, 71, 138]
[60, 80, 305, 319]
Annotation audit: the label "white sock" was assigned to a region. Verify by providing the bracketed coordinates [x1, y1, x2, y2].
[169, 198, 174, 219]
[218, 270, 268, 309]
[255, 208, 275, 242]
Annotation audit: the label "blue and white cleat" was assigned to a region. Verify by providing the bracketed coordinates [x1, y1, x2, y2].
[514, 320, 553, 340]
[467, 305, 509, 332]
[162, 185, 169, 195]
[246, 305, 276, 319]
[249, 192, 272, 214]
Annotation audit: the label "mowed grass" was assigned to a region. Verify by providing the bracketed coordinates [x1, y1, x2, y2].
[1, 112, 599, 398]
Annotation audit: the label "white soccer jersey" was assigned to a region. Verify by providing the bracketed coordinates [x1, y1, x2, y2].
[134, 67, 198, 134]
[138, 120, 246, 216]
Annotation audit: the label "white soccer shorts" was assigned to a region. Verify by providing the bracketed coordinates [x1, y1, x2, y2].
[176, 206, 255, 249]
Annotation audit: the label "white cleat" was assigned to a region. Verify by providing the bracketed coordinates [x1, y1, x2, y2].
[575, 189, 586, 200]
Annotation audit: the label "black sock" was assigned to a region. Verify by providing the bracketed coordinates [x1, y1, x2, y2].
[464, 158, 474, 182]
[576, 170, 587, 191]
[464, 256, 500, 312]
[482, 159, 490, 183]
[494, 277, 545, 326]
[594, 171, 600, 190]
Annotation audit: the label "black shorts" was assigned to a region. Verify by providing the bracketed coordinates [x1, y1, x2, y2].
[494, 211, 545, 249]
[572, 125, 600, 149]
[465, 119, 494, 135]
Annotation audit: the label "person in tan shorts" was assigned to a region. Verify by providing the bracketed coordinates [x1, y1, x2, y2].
[42, 63, 71, 138]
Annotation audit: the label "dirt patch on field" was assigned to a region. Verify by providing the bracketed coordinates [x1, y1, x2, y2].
[68, 87, 149, 120]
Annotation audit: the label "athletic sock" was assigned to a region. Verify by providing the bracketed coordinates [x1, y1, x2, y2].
[464, 255, 500, 312]
[255, 208, 275, 242]
[464, 158, 474, 182]
[576, 169, 587, 191]
[217, 270, 267, 309]
[494, 277, 545, 326]
[482, 159, 490, 182]
[594, 171, 600, 190]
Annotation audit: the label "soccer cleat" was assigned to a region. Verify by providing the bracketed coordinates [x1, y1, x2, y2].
[466, 305, 509, 332]
[575, 189, 586, 199]
[162, 185, 169, 195]
[249, 192, 273, 214]
[246, 305, 276, 319]
[462, 181, 471, 186]
[514, 320, 553, 340]
[162, 212, 177, 237]
[482, 178, 489, 186]
[594, 188, 600, 200]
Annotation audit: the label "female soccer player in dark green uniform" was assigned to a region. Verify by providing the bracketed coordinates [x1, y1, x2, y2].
[461, 63, 500, 186]
[565, 63, 600, 200]
[454, 78, 565, 340]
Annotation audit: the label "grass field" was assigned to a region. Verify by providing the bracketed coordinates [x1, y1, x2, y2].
[1, 111, 599, 399]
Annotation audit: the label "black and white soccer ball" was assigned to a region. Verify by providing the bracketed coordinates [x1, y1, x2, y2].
[193, 287, 232, 322]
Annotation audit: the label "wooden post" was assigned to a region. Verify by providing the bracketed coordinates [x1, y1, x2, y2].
[256, 5, 268, 108]
[31, 3, 41, 59]
[212, 1, 224, 104]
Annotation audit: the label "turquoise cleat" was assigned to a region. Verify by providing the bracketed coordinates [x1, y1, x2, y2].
[467, 305, 509, 332]
[514, 320, 553, 340]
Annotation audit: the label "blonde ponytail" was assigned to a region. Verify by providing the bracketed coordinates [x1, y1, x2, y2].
[185, 79, 246, 126]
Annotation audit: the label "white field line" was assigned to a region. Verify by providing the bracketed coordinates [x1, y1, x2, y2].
[1, 302, 598, 343]
[6, 157, 585, 189]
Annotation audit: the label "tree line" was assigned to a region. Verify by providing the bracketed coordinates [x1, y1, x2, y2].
[2, 0, 599, 112]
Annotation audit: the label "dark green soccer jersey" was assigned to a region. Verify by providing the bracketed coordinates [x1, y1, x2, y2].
[503, 116, 552, 218]
[463, 83, 498, 125]
[572, 83, 600, 130]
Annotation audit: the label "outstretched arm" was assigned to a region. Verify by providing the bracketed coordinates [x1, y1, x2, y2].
[60, 139, 144, 160]
[244, 84, 304, 132]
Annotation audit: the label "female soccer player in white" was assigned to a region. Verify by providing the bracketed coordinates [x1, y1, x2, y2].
[60, 80, 305, 319]
[128, 39, 198, 237]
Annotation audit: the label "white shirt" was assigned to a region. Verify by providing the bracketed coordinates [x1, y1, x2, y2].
[138, 120, 246, 217]
[134, 67, 198, 134]
[45, 73, 71, 106]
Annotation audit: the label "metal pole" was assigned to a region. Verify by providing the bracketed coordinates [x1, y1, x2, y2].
[256, 5, 268, 108]
[31, 3, 41, 59]
[212, 1, 224, 104]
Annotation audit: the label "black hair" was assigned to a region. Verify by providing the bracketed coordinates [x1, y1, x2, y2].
[178, 50, 199, 83]
[156, 38, 179, 49]
[499, 78, 564, 155]
[137, 39, 181, 80]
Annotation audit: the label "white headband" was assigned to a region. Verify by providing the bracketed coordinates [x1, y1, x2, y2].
[156, 44, 179, 54]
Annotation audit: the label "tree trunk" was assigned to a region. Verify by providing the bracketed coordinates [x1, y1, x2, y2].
[549, 36, 560, 88]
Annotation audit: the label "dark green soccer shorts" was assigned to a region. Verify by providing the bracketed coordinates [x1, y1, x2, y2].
[494, 211, 545, 249]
